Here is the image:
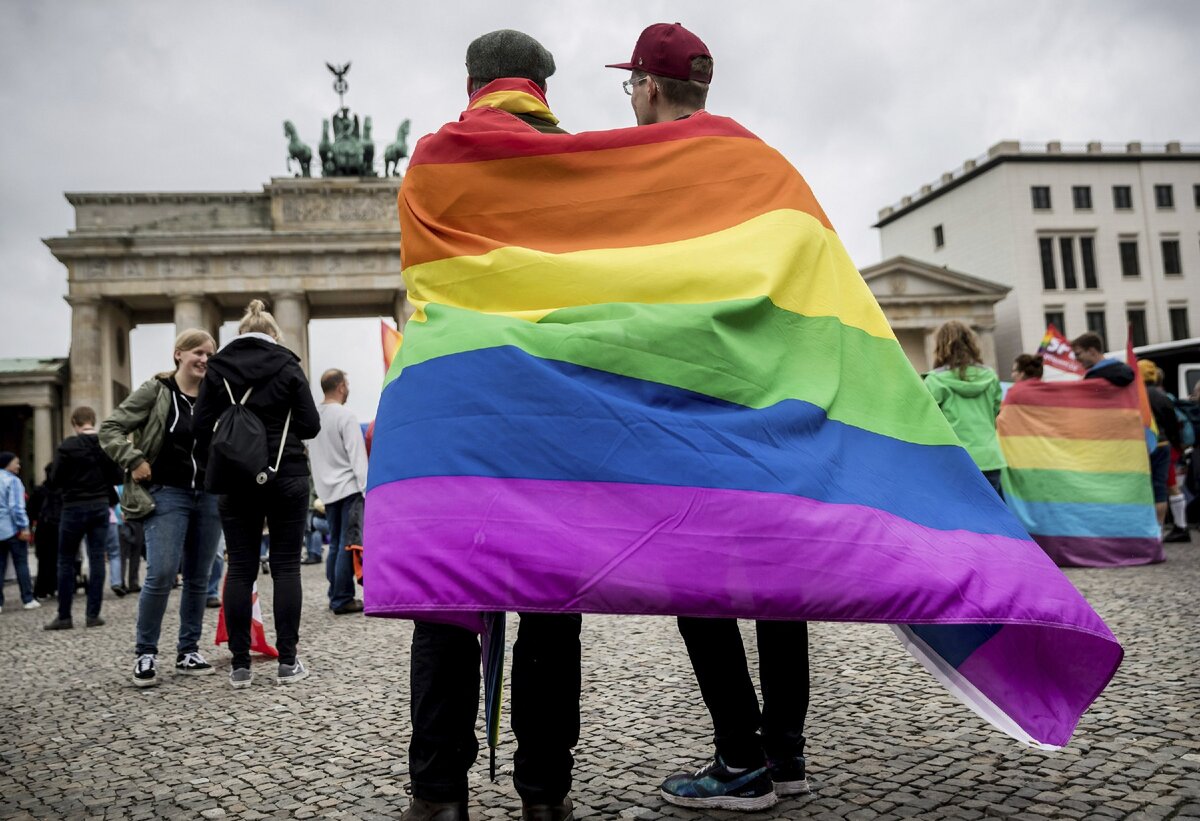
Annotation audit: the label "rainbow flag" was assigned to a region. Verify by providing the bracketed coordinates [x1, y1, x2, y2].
[365, 83, 1121, 749]
[998, 378, 1163, 566]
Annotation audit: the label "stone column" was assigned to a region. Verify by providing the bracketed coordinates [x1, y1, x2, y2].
[394, 290, 414, 333]
[67, 295, 103, 424]
[272, 291, 310, 375]
[174, 294, 220, 340]
[100, 301, 133, 408]
[32, 404, 54, 478]
[975, 324, 999, 371]
[922, 327, 938, 374]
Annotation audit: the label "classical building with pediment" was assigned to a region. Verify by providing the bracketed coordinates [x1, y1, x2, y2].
[862, 256, 1011, 374]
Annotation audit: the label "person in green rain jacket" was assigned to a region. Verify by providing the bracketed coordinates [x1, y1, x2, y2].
[924, 320, 1005, 496]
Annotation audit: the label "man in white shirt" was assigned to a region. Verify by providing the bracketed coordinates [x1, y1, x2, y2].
[306, 369, 367, 614]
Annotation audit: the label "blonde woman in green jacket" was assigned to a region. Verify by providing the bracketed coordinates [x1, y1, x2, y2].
[923, 321, 1005, 497]
[99, 328, 220, 687]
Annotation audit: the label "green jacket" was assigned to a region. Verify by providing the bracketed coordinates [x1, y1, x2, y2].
[98, 377, 171, 519]
[923, 365, 1005, 471]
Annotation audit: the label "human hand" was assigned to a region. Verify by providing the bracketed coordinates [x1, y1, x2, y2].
[132, 462, 152, 483]
[18, 529, 32, 542]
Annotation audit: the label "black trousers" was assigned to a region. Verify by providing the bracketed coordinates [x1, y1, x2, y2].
[409, 613, 582, 804]
[677, 617, 810, 769]
[33, 519, 59, 598]
[219, 474, 308, 666]
[119, 518, 144, 589]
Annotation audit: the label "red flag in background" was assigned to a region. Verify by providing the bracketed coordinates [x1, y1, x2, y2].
[1037, 323, 1085, 381]
[381, 320, 403, 371]
[1125, 327, 1158, 438]
[214, 582, 278, 658]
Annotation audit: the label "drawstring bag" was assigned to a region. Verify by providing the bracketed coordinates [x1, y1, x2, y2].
[205, 380, 292, 493]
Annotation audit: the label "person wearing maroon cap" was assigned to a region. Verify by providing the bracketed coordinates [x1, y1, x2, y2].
[398, 31, 581, 821]
[607, 23, 812, 813]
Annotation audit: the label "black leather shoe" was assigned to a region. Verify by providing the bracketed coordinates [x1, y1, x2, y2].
[521, 796, 573, 821]
[400, 797, 469, 821]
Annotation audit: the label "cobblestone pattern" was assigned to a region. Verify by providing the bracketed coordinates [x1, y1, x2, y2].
[1, 542, 1198, 819]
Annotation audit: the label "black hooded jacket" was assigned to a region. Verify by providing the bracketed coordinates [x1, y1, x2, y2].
[1083, 359, 1135, 387]
[51, 433, 123, 508]
[193, 335, 320, 479]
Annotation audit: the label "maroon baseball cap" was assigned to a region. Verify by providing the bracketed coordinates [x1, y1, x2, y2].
[606, 22, 712, 83]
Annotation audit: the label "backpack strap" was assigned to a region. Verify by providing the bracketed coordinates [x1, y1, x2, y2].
[222, 379, 253, 405]
[273, 409, 293, 473]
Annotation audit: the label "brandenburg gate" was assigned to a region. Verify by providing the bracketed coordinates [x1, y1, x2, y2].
[43, 177, 408, 419]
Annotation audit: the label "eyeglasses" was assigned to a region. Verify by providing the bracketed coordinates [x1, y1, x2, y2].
[622, 76, 651, 96]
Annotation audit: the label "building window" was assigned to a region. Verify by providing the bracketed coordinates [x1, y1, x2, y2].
[1044, 310, 1066, 335]
[1072, 186, 1092, 210]
[1031, 186, 1052, 210]
[933, 224, 944, 249]
[1080, 236, 1098, 289]
[1162, 239, 1182, 275]
[1194, 184, 1200, 208]
[1113, 185, 1133, 210]
[1060, 237, 1078, 289]
[1039, 237, 1056, 289]
[1170, 306, 1191, 341]
[1086, 309, 1108, 349]
[1119, 240, 1140, 277]
[1127, 307, 1149, 347]
[1154, 184, 1174, 209]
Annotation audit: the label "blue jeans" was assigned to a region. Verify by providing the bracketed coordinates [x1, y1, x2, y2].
[135, 486, 221, 657]
[207, 533, 225, 599]
[106, 520, 122, 587]
[0, 535, 34, 608]
[306, 512, 329, 561]
[325, 494, 359, 610]
[57, 502, 110, 620]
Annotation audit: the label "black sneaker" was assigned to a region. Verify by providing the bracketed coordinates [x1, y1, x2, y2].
[110, 584, 127, 597]
[768, 754, 810, 796]
[86, 615, 105, 628]
[660, 754, 778, 811]
[43, 617, 74, 631]
[133, 654, 159, 687]
[205, 596, 221, 609]
[332, 599, 364, 615]
[175, 651, 215, 676]
[1164, 526, 1192, 543]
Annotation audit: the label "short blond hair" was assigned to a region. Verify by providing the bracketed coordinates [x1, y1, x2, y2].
[238, 299, 283, 341]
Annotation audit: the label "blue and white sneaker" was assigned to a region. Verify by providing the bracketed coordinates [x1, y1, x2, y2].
[768, 754, 810, 795]
[660, 754, 778, 811]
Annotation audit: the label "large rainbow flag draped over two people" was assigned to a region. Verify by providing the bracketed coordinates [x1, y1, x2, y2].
[364, 79, 1122, 749]
[998, 376, 1164, 567]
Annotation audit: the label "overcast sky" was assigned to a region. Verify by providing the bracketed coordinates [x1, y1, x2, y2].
[1, 0, 1197, 421]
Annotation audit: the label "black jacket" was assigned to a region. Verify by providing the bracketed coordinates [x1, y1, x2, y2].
[193, 336, 321, 479]
[1084, 359, 1135, 387]
[1147, 386, 1183, 450]
[51, 433, 123, 508]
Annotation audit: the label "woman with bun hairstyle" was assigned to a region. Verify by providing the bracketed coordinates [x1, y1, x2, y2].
[100, 328, 221, 686]
[1011, 354, 1044, 383]
[923, 320, 1005, 496]
[193, 300, 320, 688]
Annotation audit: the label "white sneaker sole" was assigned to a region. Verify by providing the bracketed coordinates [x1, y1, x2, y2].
[132, 676, 160, 688]
[276, 668, 310, 685]
[773, 777, 810, 796]
[175, 667, 216, 676]
[230, 676, 253, 690]
[660, 788, 779, 811]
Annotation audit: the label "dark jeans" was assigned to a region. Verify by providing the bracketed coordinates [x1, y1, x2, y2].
[57, 502, 110, 620]
[0, 535, 34, 608]
[677, 617, 810, 769]
[33, 521, 59, 598]
[324, 494, 360, 610]
[982, 469, 1004, 499]
[219, 474, 308, 667]
[409, 613, 582, 804]
[119, 519, 144, 590]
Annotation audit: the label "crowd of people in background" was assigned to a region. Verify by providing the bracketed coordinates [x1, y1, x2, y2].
[0, 298, 369, 691]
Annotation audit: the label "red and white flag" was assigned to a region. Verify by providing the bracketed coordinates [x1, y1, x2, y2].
[214, 582, 278, 658]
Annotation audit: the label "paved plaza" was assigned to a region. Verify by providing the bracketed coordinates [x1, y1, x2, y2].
[2, 542, 1199, 820]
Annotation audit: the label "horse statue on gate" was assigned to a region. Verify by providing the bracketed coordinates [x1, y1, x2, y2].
[283, 120, 312, 177]
[384, 119, 411, 177]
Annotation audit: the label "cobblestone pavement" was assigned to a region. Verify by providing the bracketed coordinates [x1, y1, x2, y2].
[2, 540, 1199, 820]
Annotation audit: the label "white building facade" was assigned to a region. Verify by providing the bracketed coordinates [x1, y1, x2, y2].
[874, 141, 1199, 367]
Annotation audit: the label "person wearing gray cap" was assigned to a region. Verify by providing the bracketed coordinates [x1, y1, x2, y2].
[399, 31, 579, 821]
[607, 22, 812, 813]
